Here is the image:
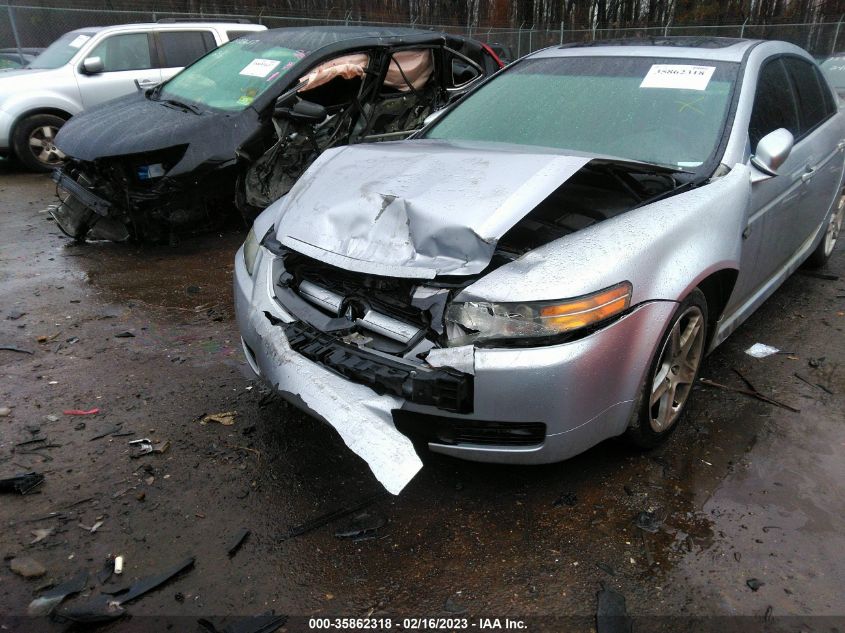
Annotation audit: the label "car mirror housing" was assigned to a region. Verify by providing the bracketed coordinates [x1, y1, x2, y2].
[81, 56, 104, 74]
[751, 128, 794, 177]
[273, 98, 327, 125]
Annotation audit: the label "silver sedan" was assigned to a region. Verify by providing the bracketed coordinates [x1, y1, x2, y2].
[234, 37, 844, 492]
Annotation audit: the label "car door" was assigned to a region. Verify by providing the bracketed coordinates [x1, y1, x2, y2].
[780, 56, 844, 256]
[76, 32, 161, 108]
[155, 30, 218, 83]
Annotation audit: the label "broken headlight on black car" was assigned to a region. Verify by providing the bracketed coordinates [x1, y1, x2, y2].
[444, 282, 632, 346]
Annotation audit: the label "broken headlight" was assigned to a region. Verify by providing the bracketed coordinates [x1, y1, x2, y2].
[243, 227, 260, 276]
[444, 281, 632, 346]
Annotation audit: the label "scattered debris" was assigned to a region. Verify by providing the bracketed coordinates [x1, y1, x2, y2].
[282, 492, 386, 540]
[0, 344, 33, 354]
[596, 583, 632, 633]
[129, 438, 170, 458]
[114, 331, 136, 338]
[0, 472, 45, 494]
[227, 528, 251, 558]
[27, 570, 88, 616]
[808, 357, 826, 368]
[553, 492, 578, 507]
[595, 562, 616, 576]
[746, 578, 765, 592]
[7, 309, 26, 320]
[699, 378, 799, 412]
[64, 408, 100, 416]
[79, 519, 105, 533]
[201, 411, 237, 426]
[114, 555, 124, 575]
[334, 512, 386, 540]
[60, 557, 194, 623]
[97, 557, 114, 584]
[745, 343, 780, 358]
[0, 406, 12, 417]
[634, 511, 661, 534]
[30, 527, 54, 544]
[794, 372, 834, 395]
[9, 556, 47, 578]
[198, 614, 288, 633]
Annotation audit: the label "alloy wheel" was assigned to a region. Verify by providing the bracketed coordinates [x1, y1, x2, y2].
[28, 125, 65, 167]
[649, 305, 705, 433]
[823, 196, 844, 257]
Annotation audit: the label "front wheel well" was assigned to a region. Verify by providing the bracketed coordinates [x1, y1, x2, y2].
[12, 108, 72, 134]
[696, 268, 738, 344]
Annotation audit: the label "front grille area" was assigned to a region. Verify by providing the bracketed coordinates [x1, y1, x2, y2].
[281, 320, 473, 413]
[393, 410, 546, 447]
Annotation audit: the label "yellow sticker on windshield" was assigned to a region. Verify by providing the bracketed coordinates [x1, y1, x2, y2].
[237, 95, 254, 106]
[640, 64, 715, 91]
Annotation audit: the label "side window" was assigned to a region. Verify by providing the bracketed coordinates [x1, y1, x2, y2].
[451, 57, 481, 87]
[226, 30, 254, 41]
[88, 33, 153, 72]
[813, 64, 837, 117]
[782, 57, 829, 135]
[749, 59, 799, 149]
[159, 31, 216, 68]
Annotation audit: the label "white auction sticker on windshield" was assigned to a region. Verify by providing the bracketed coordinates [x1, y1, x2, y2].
[640, 64, 715, 91]
[68, 35, 90, 49]
[239, 58, 281, 77]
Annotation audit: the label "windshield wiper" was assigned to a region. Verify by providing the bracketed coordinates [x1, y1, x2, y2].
[160, 98, 202, 115]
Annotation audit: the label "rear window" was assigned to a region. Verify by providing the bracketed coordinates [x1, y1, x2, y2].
[159, 30, 216, 68]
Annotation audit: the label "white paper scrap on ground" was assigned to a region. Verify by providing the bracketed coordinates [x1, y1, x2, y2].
[240, 58, 281, 77]
[640, 64, 715, 91]
[250, 309, 422, 495]
[745, 343, 780, 358]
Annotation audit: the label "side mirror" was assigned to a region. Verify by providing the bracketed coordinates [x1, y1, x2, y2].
[273, 98, 327, 124]
[751, 128, 794, 177]
[81, 56, 104, 74]
[423, 108, 446, 127]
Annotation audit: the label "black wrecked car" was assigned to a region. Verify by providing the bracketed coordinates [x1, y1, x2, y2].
[52, 26, 503, 242]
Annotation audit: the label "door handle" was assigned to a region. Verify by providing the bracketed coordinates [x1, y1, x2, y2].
[137, 79, 159, 87]
[801, 165, 816, 183]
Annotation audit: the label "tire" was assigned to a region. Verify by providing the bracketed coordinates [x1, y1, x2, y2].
[804, 194, 843, 269]
[625, 289, 708, 449]
[12, 114, 67, 172]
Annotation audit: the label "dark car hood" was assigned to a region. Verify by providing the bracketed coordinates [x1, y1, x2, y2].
[55, 92, 259, 175]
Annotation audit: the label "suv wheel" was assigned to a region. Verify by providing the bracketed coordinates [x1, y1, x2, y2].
[12, 114, 67, 172]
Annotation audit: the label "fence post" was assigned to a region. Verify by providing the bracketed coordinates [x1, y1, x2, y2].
[833, 15, 844, 53]
[560, 21, 564, 44]
[528, 28, 532, 53]
[6, 3, 24, 67]
[664, 18, 671, 36]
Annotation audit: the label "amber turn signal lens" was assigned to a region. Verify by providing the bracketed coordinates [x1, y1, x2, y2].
[538, 282, 632, 332]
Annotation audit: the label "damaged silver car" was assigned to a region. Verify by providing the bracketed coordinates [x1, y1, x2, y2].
[235, 37, 844, 493]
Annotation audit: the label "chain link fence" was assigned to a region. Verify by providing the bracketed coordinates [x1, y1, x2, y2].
[3, 3, 845, 61]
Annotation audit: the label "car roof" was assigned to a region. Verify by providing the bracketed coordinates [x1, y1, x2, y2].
[65, 22, 264, 35]
[249, 25, 466, 52]
[532, 36, 762, 62]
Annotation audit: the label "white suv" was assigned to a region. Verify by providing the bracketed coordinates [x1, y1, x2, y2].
[0, 20, 266, 171]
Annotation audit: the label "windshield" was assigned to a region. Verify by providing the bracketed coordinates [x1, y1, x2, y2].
[426, 56, 739, 170]
[28, 31, 95, 69]
[158, 37, 308, 112]
[820, 55, 845, 89]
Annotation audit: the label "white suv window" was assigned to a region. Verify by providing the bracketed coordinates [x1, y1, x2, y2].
[159, 30, 217, 68]
[88, 33, 153, 71]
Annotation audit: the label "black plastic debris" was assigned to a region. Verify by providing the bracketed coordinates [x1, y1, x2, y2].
[0, 345, 34, 354]
[114, 331, 135, 338]
[96, 557, 114, 585]
[0, 472, 45, 495]
[282, 492, 385, 540]
[60, 556, 195, 623]
[334, 512, 386, 540]
[27, 570, 88, 616]
[746, 578, 765, 592]
[553, 492, 578, 507]
[635, 510, 661, 533]
[227, 528, 251, 558]
[596, 583, 632, 633]
[198, 614, 288, 633]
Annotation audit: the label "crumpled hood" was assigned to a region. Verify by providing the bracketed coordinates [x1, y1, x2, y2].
[56, 92, 255, 173]
[275, 139, 593, 278]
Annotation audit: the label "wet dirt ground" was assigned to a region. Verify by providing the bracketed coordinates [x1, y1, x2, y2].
[1, 163, 843, 632]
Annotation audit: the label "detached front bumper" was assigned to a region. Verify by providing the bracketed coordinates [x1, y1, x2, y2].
[234, 246, 676, 467]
